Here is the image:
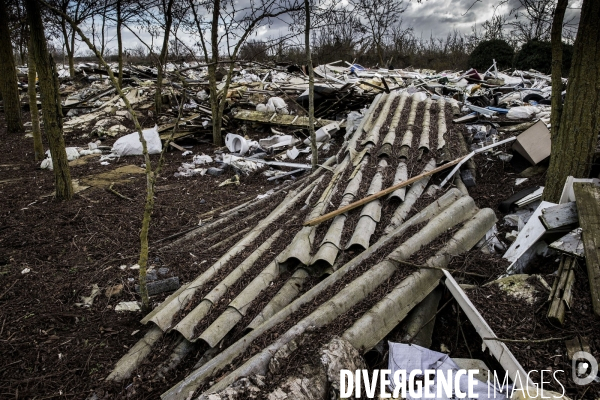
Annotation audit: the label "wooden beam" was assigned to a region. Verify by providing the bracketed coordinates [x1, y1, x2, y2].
[540, 202, 578, 231]
[547, 255, 576, 326]
[233, 110, 339, 128]
[169, 142, 186, 152]
[573, 183, 600, 317]
[304, 155, 466, 226]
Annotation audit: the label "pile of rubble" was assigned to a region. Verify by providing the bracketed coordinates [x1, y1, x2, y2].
[13, 58, 600, 399]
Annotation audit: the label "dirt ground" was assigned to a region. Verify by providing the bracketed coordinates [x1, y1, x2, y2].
[0, 112, 283, 399]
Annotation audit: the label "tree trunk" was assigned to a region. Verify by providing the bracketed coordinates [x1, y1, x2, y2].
[28, 38, 44, 161]
[544, 0, 600, 202]
[208, 64, 222, 145]
[549, 0, 568, 142]
[25, 0, 73, 200]
[155, 0, 174, 112]
[0, 0, 24, 133]
[68, 30, 76, 78]
[116, 0, 123, 89]
[304, 0, 317, 170]
[209, 0, 222, 145]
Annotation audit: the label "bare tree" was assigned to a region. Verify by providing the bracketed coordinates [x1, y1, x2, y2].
[27, 36, 44, 160]
[187, 0, 303, 145]
[304, 0, 317, 170]
[54, 0, 94, 78]
[25, 0, 73, 200]
[544, 0, 600, 202]
[349, 0, 407, 66]
[509, 0, 555, 42]
[0, 0, 24, 133]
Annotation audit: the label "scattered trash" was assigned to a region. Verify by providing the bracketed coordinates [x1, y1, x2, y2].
[135, 277, 180, 296]
[111, 125, 162, 156]
[76, 284, 100, 308]
[115, 301, 141, 312]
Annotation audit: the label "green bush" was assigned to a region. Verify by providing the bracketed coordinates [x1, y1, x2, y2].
[514, 40, 573, 76]
[468, 39, 514, 71]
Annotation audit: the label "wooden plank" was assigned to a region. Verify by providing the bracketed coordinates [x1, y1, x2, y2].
[565, 336, 591, 360]
[540, 202, 578, 230]
[304, 155, 466, 226]
[573, 183, 600, 317]
[158, 113, 201, 133]
[159, 131, 195, 141]
[549, 228, 585, 258]
[233, 110, 339, 128]
[169, 142, 186, 152]
[547, 255, 576, 326]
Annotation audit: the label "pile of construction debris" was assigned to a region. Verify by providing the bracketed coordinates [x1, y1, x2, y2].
[13, 59, 600, 399]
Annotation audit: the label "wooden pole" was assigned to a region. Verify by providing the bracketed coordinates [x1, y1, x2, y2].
[304, 155, 466, 226]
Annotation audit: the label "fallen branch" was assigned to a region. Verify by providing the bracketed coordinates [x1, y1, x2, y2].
[0, 280, 18, 301]
[108, 183, 133, 201]
[482, 336, 572, 344]
[396, 259, 489, 278]
[304, 155, 466, 226]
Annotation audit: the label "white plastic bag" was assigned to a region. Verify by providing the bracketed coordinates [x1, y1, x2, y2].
[507, 106, 540, 120]
[111, 125, 162, 156]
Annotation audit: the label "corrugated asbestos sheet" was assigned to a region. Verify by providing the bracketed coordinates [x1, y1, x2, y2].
[106, 92, 497, 399]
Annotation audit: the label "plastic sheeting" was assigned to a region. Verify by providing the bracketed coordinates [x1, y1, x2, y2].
[388, 342, 508, 399]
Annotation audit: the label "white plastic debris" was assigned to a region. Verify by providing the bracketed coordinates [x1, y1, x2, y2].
[21, 268, 31, 274]
[40, 158, 53, 170]
[256, 189, 274, 200]
[66, 147, 80, 161]
[412, 91, 428, 101]
[181, 150, 192, 156]
[258, 135, 295, 149]
[345, 111, 363, 139]
[40, 147, 80, 170]
[286, 146, 300, 160]
[111, 125, 162, 156]
[75, 284, 100, 308]
[507, 106, 540, 120]
[193, 154, 213, 165]
[115, 301, 141, 312]
[303, 122, 338, 145]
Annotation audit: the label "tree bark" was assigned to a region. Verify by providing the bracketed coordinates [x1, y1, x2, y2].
[208, 0, 222, 145]
[116, 0, 123, 89]
[27, 38, 44, 161]
[544, 0, 600, 202]
[304, 0, 317, 170]
[154, 0, 174, 112]
[0, 0, 24, 133]
[549, 0, 568, 143]
[25, 0, 73, 200]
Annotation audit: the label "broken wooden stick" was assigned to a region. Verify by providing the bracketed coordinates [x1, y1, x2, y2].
[397, 259, 488, 278]
[483, 336, 572, 344]
[547, 255, 576, 325]
[108, 182, 133, 201]
[304, 155, 466, 226]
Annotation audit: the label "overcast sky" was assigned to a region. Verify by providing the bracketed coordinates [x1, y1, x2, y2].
[69, 0, 582, 57]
